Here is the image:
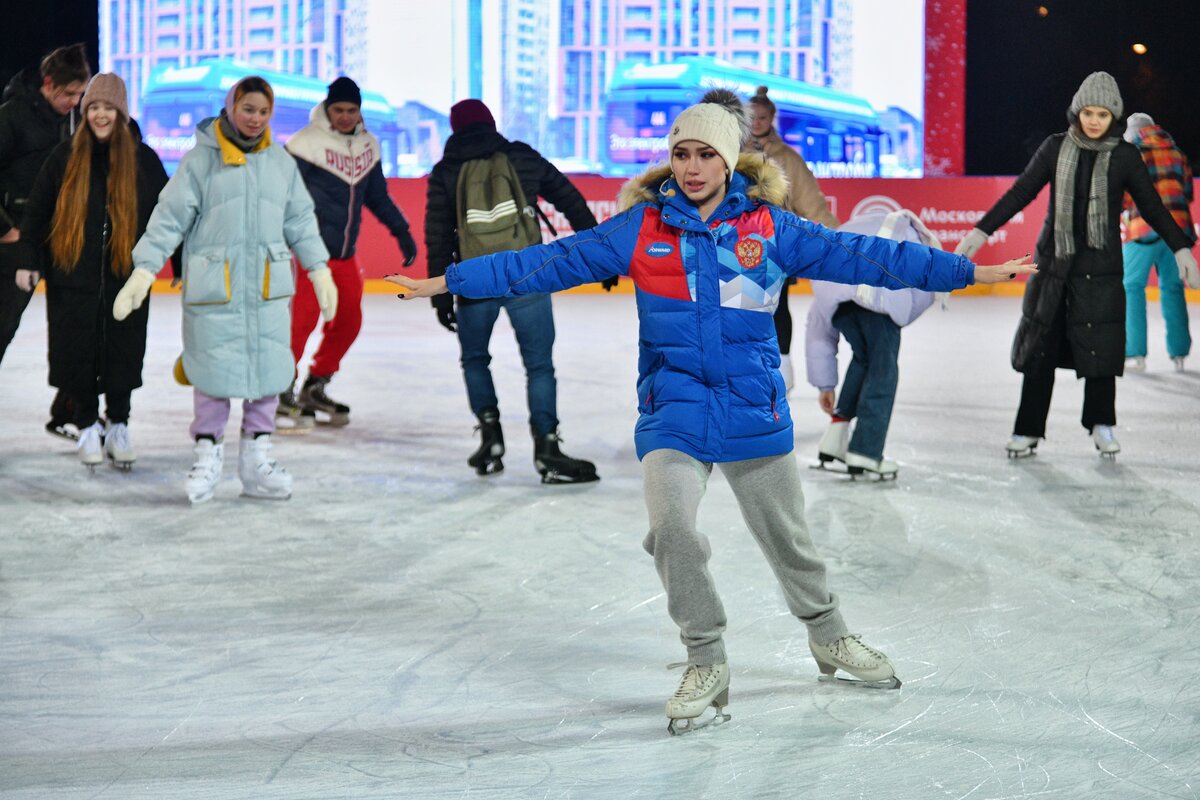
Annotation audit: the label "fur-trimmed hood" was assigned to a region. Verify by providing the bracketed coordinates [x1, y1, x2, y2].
[616, 152, 790, 213]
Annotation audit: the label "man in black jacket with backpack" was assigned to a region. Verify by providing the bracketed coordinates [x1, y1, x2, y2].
[424, 98, 606, 483]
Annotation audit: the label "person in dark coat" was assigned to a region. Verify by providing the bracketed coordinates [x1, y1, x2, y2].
[0, 43, 90, 436]
[14, 73, 173, 469]
[424, 98, 608, 483]
[956, 71, 1196, 458]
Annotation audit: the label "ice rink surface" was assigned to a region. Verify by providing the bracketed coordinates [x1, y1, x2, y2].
[1, 291, 1197, 799]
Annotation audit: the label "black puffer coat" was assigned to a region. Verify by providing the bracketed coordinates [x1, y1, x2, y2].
[977, 132, 1192, 377]
[0, 68, 82, 237]
[424, 125, 597, 292]
[20, 137, 171, 397]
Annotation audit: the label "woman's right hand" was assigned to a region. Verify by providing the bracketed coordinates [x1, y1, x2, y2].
[974, 256, 1038, 284]
[14, 269, 39, 292]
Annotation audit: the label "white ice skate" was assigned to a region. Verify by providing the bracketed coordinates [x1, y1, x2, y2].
[845, 451, 898, 480]
[104, 422, 135, 470]
[811, 419, 850, 471]
[665, 662, 731, 735]
[186, 439, 224, 504]
[1172, 356, 1186, 372]
[810, 634, 901, 689]
[1125, 356, 1146, 373]
[1091, 425, 1120, 458]
[77, 422, 104, 469]
[779, 354, 795, 394]
[1006, 434, 1039, 458]
[239, 434, 292, 500]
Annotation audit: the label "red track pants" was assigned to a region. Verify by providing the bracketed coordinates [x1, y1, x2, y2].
[291, 256, 364, 377]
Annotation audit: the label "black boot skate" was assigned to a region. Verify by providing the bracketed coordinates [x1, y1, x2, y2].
[299, 374, 350, 426]
[276, 381, 315, 433]
[533, 429, 599, 484]
[468, 408, 505, 475]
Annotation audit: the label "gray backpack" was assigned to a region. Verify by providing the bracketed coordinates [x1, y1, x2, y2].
[455, 151, 544, 259]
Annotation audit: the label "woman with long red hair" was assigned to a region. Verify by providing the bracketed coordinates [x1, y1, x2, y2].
[15, 73, 172, 469]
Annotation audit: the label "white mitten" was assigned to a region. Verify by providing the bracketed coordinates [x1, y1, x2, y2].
[15, 269, 40, 292]
[112, 268, 156, 320]
[954, 228, 989, 259]
[308, 266, 338, 321]
[1175, 248, 1200, 290]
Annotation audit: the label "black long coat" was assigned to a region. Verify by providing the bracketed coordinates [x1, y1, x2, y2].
[20, 137, 170, 398]
[977, 133, 1192, 378]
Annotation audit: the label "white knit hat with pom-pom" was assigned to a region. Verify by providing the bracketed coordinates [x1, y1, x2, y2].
[668, 88, 748, 175]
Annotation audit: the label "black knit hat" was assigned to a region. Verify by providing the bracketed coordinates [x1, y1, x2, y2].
[325, 76, 362, 108]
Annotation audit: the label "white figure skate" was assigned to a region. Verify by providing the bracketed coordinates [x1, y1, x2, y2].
[104, 422, 136, 470]
[1092, 425, 1120, 459]
[665, 662, 731, 735]
[1125, 356, 1146, 373]
[810, 634, 901, 689]
[186, 439, 224, 504]
[845, 452, 898, 480]
[1172, 356, 1186, 372]
[1006, 434, 1039, 458]
[239, 434, 293, 499]
[811, 419, 850, 472]
[77, 422, 105, 470]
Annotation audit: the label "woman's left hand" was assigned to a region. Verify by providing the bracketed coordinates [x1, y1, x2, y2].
[385, 273, 448, 299]
[973, 256, 1038, 284]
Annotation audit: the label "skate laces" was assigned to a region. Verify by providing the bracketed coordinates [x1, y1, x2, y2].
[108, 423, 131, 452]
[668, 663, 719, 699]
[828, 634, 884, 665]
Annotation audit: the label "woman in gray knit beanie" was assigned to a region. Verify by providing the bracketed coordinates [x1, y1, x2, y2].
[955, 71, 1198, 459]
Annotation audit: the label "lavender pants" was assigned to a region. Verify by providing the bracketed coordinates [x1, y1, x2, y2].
[189, 389, 278, 441]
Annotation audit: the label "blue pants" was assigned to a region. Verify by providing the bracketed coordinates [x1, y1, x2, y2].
[832, 303, 901, 461]
[455, 294, 558, 436]
[1122, 238, 1191, 359]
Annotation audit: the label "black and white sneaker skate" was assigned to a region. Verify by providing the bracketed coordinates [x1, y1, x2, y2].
[533, 430, 598, 484]
[46, 390, 80, 440]
[276, 385, 315, 434]
[299, 374, 350, 427]
[468, 408, 505, 476]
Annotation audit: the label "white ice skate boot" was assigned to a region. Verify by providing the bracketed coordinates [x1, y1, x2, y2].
[1125, 356, 1146, 373]
[1091, 425, 1120, 458]
[1172, 356, 1186, 372]
[845, 451, 898, 480]
[239, 433, 292, 499]
[665, 662, 731, 735]
[186, 439, 224, 504]
[1006, 434, 1039, 458]
[810, 634, 901, 689]
[77, 421, 104, 469]
[779, 354, 795, 393]
[104, 422, 135, 469]
[814, 420, 849, 469]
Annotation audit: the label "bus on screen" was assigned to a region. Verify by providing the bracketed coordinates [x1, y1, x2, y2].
[604, 57, 887, 178]
[140, 60, 403, 175]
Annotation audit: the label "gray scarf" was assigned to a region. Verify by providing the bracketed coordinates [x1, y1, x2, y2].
[218, 111, 265, 153]
[1053, 126, 1119, 259]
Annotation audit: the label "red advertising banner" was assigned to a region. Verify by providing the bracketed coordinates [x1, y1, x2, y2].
[357, 175, 1199, 292]
[357, 175, 1049, 280]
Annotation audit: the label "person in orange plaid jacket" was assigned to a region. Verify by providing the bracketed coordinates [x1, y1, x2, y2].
[1122, 112, 1197, 372]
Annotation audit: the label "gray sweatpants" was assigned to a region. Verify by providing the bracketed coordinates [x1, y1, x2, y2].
[642, 448, 847, 665]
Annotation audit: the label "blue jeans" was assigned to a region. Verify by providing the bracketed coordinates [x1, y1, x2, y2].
[832, 303, 901, 461]
[455, 294, 558, 436]
[1122, 238, 1191, 358]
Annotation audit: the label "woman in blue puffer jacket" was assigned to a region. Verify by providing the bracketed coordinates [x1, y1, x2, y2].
[388, 89, 1035, 733]
[114, 76, 336, 504]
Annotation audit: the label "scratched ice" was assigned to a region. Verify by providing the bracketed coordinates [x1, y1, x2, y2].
[1, 292, 1197, 799]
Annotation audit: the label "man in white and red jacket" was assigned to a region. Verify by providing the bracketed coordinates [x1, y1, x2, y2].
[282, 76, 418, 427]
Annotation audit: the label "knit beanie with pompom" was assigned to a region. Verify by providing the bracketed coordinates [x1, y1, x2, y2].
[668, 88, 748, 175]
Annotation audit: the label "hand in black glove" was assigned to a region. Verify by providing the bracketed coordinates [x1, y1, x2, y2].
[600, 276, 619, 292]
[432, 293, 457, 332]
[397, 226, 418, 266]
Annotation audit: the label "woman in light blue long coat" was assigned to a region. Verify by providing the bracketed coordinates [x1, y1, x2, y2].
[115, 76, 337, 504]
